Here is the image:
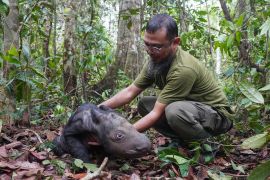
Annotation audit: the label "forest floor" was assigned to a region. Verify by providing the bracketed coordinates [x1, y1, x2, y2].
[0, 109, 269, 180]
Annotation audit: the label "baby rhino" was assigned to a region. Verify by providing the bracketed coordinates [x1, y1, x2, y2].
[52, 103, 151, 162]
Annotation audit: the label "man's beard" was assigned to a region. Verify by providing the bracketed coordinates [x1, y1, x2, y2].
[147, 53, 175, 79]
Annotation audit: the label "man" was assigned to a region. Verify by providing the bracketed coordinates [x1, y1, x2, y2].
[101, 14, 234, 143]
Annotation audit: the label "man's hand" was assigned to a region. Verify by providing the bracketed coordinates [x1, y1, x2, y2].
[133, 101, 167, 132]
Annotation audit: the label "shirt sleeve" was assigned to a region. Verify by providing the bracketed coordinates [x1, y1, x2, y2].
[157, 66, 197, 104]
[133, 61, 154, 89]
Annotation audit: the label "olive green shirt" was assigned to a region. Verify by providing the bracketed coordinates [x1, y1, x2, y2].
[134, 46, 229, 108]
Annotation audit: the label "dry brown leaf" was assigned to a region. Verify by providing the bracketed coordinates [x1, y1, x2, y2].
[0, 161, 18, 169]
[130, 173, 140, 180]
[13, 161, 42, 170]
[0, 145, 8, 158]
[240, 149, 256, 155]
[29, 151, 47, 160]
[0, 174, 11, 180]
[45, 130, 57, 141]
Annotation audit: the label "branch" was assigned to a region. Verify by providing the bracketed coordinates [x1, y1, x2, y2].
[26, 129, 43, 143]
[80, 157, 108, 180]
[219, 0, 232, 21]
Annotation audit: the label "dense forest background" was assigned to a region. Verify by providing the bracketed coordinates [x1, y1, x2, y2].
[0, 0, 270, 179]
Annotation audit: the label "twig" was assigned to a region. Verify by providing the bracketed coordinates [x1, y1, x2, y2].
[80, 157, 108, 180]
[5, 141, 22, 149]
[1, 133, 13, 142]
[223, 173, 248, 177]
[26, 129, 43, 143]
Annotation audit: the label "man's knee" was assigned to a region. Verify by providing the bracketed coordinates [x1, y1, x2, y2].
[165, 101, 195, 122]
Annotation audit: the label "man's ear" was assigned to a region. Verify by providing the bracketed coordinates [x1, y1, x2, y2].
[173, 37, 180, 46]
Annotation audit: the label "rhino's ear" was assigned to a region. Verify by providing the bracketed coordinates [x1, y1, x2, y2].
[99, 105, 112, 112]
[91, 108, 104, 124]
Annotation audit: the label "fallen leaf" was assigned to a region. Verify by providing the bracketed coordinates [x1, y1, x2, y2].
[13, 161, 41, 170]
[0, 161, 18, 169]
[214, 157, 231, 167]
[240, 149, 256, 155]
[0, 146, 8, 158]
[0, 174, 11, 180]
[29, 151, 47, 161]
[197, 166, 208, 180]
[130, 173, 140, 180]
[45, 130, 57, 141]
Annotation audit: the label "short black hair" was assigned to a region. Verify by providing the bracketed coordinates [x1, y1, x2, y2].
[146, 14, 178, 40]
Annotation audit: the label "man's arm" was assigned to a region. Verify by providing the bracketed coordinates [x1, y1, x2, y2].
[100, 83, 143, 109]
[133, 101, 167, 132]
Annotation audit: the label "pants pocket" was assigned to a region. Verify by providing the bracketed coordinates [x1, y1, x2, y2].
[194, 102, 232, 136]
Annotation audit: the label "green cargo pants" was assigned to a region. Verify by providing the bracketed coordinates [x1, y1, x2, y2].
[137, 96, 233, 141]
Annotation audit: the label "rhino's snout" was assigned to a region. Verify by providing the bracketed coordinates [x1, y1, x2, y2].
[125, 135, 151, 157]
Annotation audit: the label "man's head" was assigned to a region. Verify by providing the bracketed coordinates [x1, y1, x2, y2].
[144, 14, 180, 62]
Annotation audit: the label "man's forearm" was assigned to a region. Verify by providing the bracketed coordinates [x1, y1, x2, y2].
[101, 89, 132, 109]
[134, 101, 167, 132]
[133, 110, 162, 132]
[100, 84, 143, 109]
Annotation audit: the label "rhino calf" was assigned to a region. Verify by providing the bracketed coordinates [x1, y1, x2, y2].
[52, 103, 151, 162]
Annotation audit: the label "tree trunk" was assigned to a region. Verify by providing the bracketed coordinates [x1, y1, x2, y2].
[91, 0, 143, 100]
[3, 0, 19, 78]
[178, 0, 188, 33]
[63, 1, 77, 97]
[43, 10, 53, 79]
[1, 0, 20, 124]
[79, 1, 95, 102]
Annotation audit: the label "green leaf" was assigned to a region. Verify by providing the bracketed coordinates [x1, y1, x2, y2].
[179, 162, 189, 177]
[226, 34, 234, 48]
[236, 14, 245, 27]
[259, 84, 270, 91]
[8, 46, 19, 57]
[165, 155, 189, 164]
[198, 17, 207, 22]
[54, 160, 66, 169]
[120, 163, 130, 171]
[241, 132, 269, 149]
[29, 67, 46, 79]
[74, 159, 84, 169]
[84, 163, 98, 172]
[260, 18, 270, 37]
[248, 160, 270, 180]
[3, 55, 21, 65]
[235, 31, 241, 45]
[239, 83, 264, 104]
[197, 10, 207, 16]
[207, 171, 232, 180]
[231, 160, 245, 174]
[42, 160, 51, 165]
[202, 144, 212, 152]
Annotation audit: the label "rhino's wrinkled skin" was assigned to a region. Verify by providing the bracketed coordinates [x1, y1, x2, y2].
[52, 103, 151, 162]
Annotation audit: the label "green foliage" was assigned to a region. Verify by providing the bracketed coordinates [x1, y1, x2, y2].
[158, 147, 190, 177]
[1, 45, 46, 103]
[248, 160, 270, 180]
[241, 131, 270, 149]
[72, 159, 98, 172]
[42, 159, 66, 175]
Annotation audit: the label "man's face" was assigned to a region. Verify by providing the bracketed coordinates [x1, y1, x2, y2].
[143, 27, 178, 63]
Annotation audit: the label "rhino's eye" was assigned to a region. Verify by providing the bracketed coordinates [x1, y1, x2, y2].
[112, 130, 125, 142]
